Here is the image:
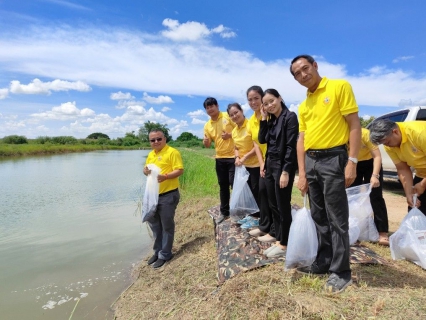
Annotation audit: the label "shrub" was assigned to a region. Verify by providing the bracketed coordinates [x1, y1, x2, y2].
[2, 135, 28, 144]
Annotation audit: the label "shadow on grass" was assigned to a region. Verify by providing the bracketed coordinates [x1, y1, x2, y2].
[352, 261, 426, 289]
[174, 236, 211, 258]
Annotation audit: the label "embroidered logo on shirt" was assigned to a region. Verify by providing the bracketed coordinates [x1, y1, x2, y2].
[158, 156, 162, 161]
[412, 145, 418, 153]
[323, 96, 330, 104]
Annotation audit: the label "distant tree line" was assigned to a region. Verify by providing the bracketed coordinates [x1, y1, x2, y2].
[0, 122, 208, 148]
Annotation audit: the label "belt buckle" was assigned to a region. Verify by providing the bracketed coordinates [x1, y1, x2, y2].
[307, 151, 316, 157]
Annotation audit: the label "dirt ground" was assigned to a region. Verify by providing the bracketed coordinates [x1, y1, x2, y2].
[381, 179, 407, 231]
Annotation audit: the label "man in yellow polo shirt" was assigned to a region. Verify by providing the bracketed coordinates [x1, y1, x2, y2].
[290, 54, 361, 294]
[203, 97, 236, 223]
[144, 129, 184, 269]
[369, 119, 426, 215]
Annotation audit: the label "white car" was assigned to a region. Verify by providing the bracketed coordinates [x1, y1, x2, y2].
[368, 106, 426, 179]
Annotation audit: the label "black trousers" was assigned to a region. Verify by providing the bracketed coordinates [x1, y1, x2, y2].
[264, 157, 294, 246]
[411, 176, 426, 215]
[350, 159, 389, 233]
[246, 166, 260, 216]
[258, 175, 275, 235]
[306, 152, 351, 276]
[215, 158, 235, 216]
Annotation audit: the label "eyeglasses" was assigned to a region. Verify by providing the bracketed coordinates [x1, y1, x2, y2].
[149, 137, 163, 143]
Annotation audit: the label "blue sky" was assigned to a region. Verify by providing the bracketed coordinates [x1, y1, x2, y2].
[1, 0, 426, 139]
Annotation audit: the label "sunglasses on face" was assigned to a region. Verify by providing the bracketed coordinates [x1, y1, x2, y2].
[149, 137, 163, 143]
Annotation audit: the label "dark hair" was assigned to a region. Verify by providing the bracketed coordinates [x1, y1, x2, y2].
[263, 88, 288, 110]
[203, 97, 218, 109]
[227, 102, 243, 115]
[149, 129, 165, 136]
[246, 85, 264, 98]
[368, 119, 397, 145]
[290, 54, 315, 76]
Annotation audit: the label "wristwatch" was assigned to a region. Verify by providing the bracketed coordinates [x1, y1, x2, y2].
[348, 157, 358, 164]
[372, 173, 380, 179]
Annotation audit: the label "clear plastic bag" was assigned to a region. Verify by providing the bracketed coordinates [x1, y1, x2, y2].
[141, 164, 160, 223]
[285, 195, 318, 270]
[349, 216, 360, 245]
[346, 183, 379, 242]
[229, 165, 259, 221]
[390, 195, 426, 269]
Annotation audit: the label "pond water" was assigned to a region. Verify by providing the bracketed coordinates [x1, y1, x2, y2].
[0, 150, 152, 319]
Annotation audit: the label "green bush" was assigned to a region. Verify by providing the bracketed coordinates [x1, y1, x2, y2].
[51, 136, 79, 145]
[2, 135, 28, 144]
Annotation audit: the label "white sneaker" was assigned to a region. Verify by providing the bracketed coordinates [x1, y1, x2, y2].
[249, 228, 266, 237]
[258, 234, 276, 242]
[263, 245, 276, 255]
[266, 246, 287, 258]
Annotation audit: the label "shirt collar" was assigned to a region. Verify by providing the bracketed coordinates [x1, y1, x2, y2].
[397, 122, 407, 144]
[307, 77, 328, 97]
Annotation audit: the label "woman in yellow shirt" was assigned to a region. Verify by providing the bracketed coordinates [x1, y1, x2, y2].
[227, 103, 263, 225]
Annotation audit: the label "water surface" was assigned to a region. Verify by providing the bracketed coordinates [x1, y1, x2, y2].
[0, 150, 151, 319]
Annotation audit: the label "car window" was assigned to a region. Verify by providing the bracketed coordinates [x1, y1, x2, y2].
[416, 109, 426, 120]
[376, 110, 409, 122]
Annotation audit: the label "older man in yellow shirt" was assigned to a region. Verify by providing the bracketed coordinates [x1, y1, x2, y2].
[369, 120, 426, 215]
[144, 129, 184, 269]
[291, 54, 361, 294]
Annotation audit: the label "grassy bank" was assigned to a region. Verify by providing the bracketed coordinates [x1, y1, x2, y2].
[114, 149, 426, 319]
[0, 143, 148, 157]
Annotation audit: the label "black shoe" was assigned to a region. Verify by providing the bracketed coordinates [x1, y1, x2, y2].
[152, 258, 166, 269]
[147, 254, 158, 265]
[296, 263, 329, 275]
[216, 214, 230, 224]
[324, 273, 353, 294]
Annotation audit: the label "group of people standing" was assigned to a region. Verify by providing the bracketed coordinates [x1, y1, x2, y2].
[141, 54, 426, 295]
[203, 54, 393, 294]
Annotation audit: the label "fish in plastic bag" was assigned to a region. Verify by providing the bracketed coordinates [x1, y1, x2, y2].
[285, 195, 318, 270]
[229, 165, 259, 222]
[141, 164, 161, 223]
[346, 183, 379, 242]
[390, 195, 426, 269]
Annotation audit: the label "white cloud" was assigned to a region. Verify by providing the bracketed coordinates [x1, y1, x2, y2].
[110, 91, 134, 100]
[142, 92, 174, 104]
[161, 19, 236, 42]
[187, 109, 206, 117]
[392, 56, 414, 63]
[0, 88, 8, 99]
[10, 79, 91, 95]
[30, 101, 95, 121]
[115, 100, 147, 110]
[191, 118, 205, 125]
[161, 106, 171, 112]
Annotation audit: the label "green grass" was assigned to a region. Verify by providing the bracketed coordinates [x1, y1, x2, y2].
[0, 143, 144, 156]
[178, 148, 218, 198]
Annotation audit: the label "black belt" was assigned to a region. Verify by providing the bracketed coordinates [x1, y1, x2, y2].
[306, 144, 347, 158]
[159, 188, 178, 197]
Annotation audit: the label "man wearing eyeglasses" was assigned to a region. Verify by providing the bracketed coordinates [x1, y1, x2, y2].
[290, 54, 361, 294]
[143, 129, 184, 269]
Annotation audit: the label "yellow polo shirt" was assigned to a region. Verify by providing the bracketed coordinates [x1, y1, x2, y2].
[204, 112, 236, 158]
[357, 128, 377, 161]
[232, 118, 260, 168]
[248, 113, 267, 159]
[384, 121, 426, 178]
[299, 77, 359, 150]
[145, 145, 184, 194]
